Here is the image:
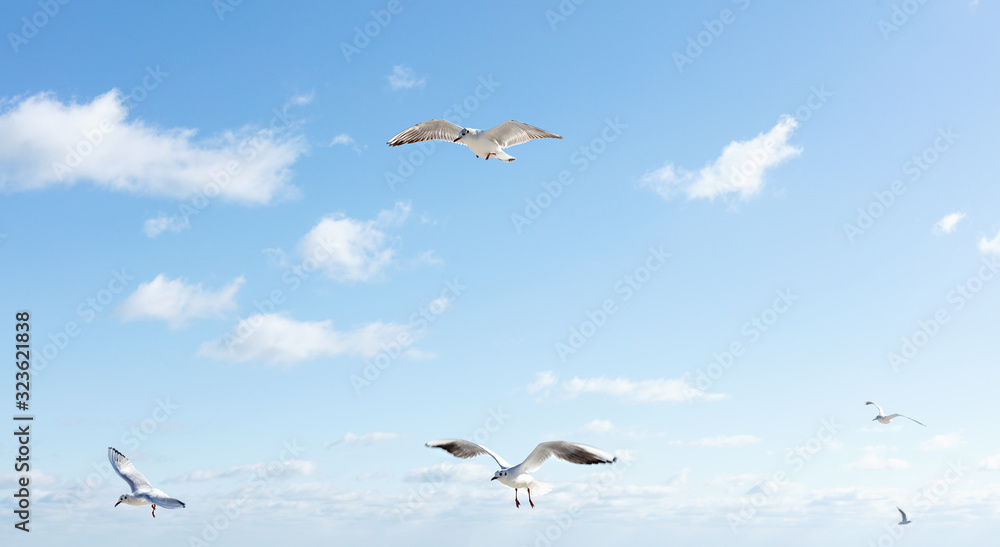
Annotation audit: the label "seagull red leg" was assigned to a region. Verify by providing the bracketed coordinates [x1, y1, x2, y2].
[151, 504, 156, 518]
[515, 488, 520, 508]
[528, 488, 535, 508]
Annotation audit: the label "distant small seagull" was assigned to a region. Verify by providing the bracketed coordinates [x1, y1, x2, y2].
[387, 119, 562, 162]
[426, 439, 616, 508]
[109, 447, 186, 518]
[866, 401, 926, 426]
[898, 506, 912, 525]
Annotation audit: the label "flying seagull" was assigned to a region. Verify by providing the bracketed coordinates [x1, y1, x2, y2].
[425, 439, 616, 508]
[387, 119, 562, 162]
[865, 401, 926, 426]
[109, 447, 186, 518]
[898, 506, 912, 525]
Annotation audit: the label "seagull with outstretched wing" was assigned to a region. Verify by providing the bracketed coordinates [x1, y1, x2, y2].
[109, 447, 186, 518]
[866, 401, 926, 426]
[426, 439, 616, 508]
[387, 119, 562, 162]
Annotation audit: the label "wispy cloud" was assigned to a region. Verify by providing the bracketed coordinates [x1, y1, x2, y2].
[166, 460, 316, 483]
[842, 445, 909, 470]
[640, 116, 801, 202]
[530, 371, 725, 403]
[933, 212, 966, 234]
[143, 213, 191, 237]
[979, 229, 1000, 255]
[919, 432, 964, 451]
[117, 274, 244, 329]
[527, 370, 559, 399]
[328, 133, 362, 155]
[326, 431, 402, 448]
[403, 462, 491, 483]
[0, 90, 306, 204]
[687, 435, 761, 448]
[199, 312, 419, 365]
[387, 65, 427, 90]
[575, 419, 616, 435]
[981, 454, 1000, 470]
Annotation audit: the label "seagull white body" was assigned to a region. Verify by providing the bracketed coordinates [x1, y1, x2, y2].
[426, 439, 616, 508]
[387, 119, 562, 162]
[109, 447, 186, 518]
[866, 401, 926, 426]
[898, 506, 912, 525]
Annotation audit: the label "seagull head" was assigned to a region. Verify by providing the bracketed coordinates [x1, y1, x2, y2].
[115, 494, 127, 507]
[491, 469, 507, 481]
[454, 128, 469, 142]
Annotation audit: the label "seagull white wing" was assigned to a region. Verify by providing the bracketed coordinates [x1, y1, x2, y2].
[387, 119, 464, 147]
[865, 401, 885, 416]
[426, 439, 511, 468]
[484, 121, 562, 148]
[886, 414, 926, 426]
[519, 441, 616, 473]
[108, 447, 153, 493]
[141, 489, 186, 508]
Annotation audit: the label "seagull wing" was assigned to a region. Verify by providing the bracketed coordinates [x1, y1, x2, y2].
[108, 447, 153, 493]
[898, 507, 907, 520]
[426, 439, 510, 468]
[888, 414, 926, 426]
[387, 119, 464, 147]
[519, 441, 616, 473]
[484, 121, 562, 149]
[141, 489, 186, 508]
[865, 401, 885, 416]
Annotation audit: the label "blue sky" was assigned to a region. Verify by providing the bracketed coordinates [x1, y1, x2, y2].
[1, 1, 999, 545]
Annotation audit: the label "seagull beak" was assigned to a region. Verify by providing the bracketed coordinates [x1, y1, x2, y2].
[491, 476, 498, 481]
[114, 500, 122, 507]
[453, 137, 461, 142]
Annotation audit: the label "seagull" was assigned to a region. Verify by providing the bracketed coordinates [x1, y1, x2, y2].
[866, 401, 926, 426]
[387, 119, 562, 162]
[109, 447, 186, 518]
[898, 506, 912, 525]
[425, 439, 616, 508]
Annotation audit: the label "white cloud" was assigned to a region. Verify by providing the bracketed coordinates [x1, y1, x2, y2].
[933, 212, 966, 234]
[981, 454, 1000, 470]
[199, 312, 418, 365]
[842, 446, 909, 470]
[576, 419, 615, 435]
[167, 460, 316, 483]
[387, 65, 427, 90]
[287, 92, 314, 106]
[143, 213, 191, 237]
[546, 374, 726, 403]
[117, 274, 244, 329]
[640, 116, 801, 201]
[291, 202, 411, 282]
[404, 462, 493, 484]
[919, 432, 964, 451]
[327, 431, 402, 448]
[0, 90, 307, 204]
[527, 370, 558, 395]
[687, 435, 761, 448]
[328, 133, 361, 155]
[979, 230, 1000, 255]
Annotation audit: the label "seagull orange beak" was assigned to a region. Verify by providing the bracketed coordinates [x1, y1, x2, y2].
[114, 500, 122, 507]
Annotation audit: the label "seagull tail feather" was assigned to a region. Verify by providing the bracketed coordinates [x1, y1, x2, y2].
[528, 480, 554, 497]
